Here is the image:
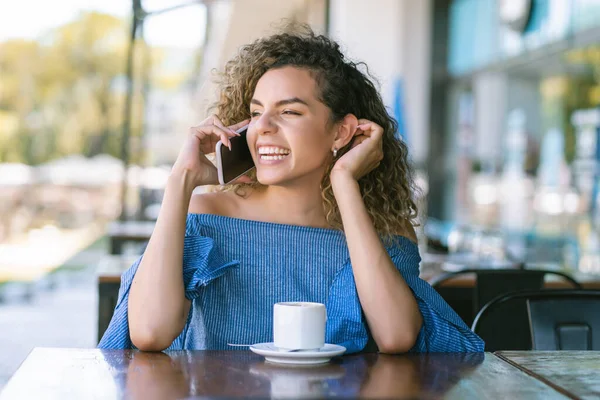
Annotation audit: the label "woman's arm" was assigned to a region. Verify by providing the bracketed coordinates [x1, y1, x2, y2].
[330, 119, 422, 353]
[331, 173, 422, 353]
[128, 116, 248, 351]
[127, 171, 195, 351]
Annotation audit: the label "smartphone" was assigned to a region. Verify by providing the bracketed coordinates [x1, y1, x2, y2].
[215, 125, 255, 185]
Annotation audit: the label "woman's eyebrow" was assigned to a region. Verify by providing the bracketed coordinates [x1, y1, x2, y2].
[250, 97, 309, 107]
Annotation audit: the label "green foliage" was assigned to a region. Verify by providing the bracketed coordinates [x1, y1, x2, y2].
[0, 12, 151, 164]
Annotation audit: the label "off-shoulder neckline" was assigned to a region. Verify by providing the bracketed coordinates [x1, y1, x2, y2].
[188, 212, 344, 235]
[187, 213, 419, 248]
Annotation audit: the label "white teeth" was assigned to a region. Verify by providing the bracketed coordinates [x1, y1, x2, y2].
[258, 146, 290, 155]
[260, 155, 288, 161]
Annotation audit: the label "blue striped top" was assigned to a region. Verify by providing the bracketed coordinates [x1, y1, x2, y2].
[98, 213, 484, 353]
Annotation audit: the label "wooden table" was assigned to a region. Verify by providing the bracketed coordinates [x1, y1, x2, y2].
[107, 221, 154, 255]
[0, 348, 575, 399]
[496, 351, 600, 400]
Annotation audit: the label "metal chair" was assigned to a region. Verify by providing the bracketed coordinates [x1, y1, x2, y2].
[431, 268, 582, 313]
[431, 268, 582, 350]
[473, 289, 600, 350]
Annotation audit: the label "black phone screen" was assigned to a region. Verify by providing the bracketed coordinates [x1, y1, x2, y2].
[219, 127, 255, 183]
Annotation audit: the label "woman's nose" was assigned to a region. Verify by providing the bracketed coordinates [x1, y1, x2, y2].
[253, 112, 277, 135]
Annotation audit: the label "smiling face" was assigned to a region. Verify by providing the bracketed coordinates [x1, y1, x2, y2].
[247, 66, 336, 186]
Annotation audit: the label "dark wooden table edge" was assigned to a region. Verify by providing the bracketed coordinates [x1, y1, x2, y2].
[98, 276, 122, 284]
[493, 352, 580, 400]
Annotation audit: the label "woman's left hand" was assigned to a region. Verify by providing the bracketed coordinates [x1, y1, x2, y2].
[331, 119, 384, 181]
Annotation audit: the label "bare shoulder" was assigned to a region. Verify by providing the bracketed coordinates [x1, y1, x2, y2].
[188, 190, 237, 216]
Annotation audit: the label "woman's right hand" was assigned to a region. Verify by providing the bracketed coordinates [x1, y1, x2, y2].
[171, 115, 250, 187]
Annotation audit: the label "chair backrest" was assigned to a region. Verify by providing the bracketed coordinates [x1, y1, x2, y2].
[473, 289, 600, 351]
[431, 268, 582, 313]
[431, 268, 582, 351]
[527, 290, 600, 350]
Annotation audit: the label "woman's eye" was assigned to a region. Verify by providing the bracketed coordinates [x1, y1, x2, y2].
[250, 111, 261, 118]
[282, 110, 300, 116]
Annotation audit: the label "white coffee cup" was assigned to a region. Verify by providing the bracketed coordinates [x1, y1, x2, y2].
[273, 302, 326, 351]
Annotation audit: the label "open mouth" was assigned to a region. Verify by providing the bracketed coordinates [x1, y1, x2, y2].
[257, 146, 291, 161]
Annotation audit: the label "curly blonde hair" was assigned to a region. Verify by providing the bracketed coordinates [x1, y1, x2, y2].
[212, 25, 418, 238]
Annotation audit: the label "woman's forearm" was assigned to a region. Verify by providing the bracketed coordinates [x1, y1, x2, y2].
[331, 172, 422, 353]
[128, 170, 195, 351]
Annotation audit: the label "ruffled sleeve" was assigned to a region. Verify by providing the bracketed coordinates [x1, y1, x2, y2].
[386, 241, 484, 352]
[97, 214, 239, 349]
[325, 238, 484, 354]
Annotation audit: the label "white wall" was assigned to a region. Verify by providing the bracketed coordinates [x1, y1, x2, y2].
[328, 0, 404, 106]
[402, 0, 432, 166]
[328, 0, 432, 164]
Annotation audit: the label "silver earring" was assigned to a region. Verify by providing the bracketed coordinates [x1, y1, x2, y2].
[332, 148, 338, 157]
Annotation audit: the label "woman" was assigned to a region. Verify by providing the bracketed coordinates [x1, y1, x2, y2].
[99, 26, 484, 353]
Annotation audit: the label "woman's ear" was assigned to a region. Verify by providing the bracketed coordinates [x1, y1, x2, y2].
[333, 114, 358, 151]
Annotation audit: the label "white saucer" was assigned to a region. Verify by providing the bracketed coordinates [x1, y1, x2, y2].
[249, 343, 346, 365]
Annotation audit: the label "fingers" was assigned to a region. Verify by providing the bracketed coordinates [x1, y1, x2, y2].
[356, 122, 383, 138]
[206, 114, 250, 135]
[353, 124, 370, 139]
[213, 119, 240, 138]
[200, 114, 245, 137]
[356, 123, 372, 132]
[351, 135, 369, 148]
[201, 114, 228, 129]
[189, 124, 234, 150]
[191, 115, 249, 152]
[206, 115, 239, 139]
[356, 119, 385, 138]
[350, 127, 384, 167]
[356, 119, 373, 134]
[354, 119, 384, 158]
[228, 119, 250, 133]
